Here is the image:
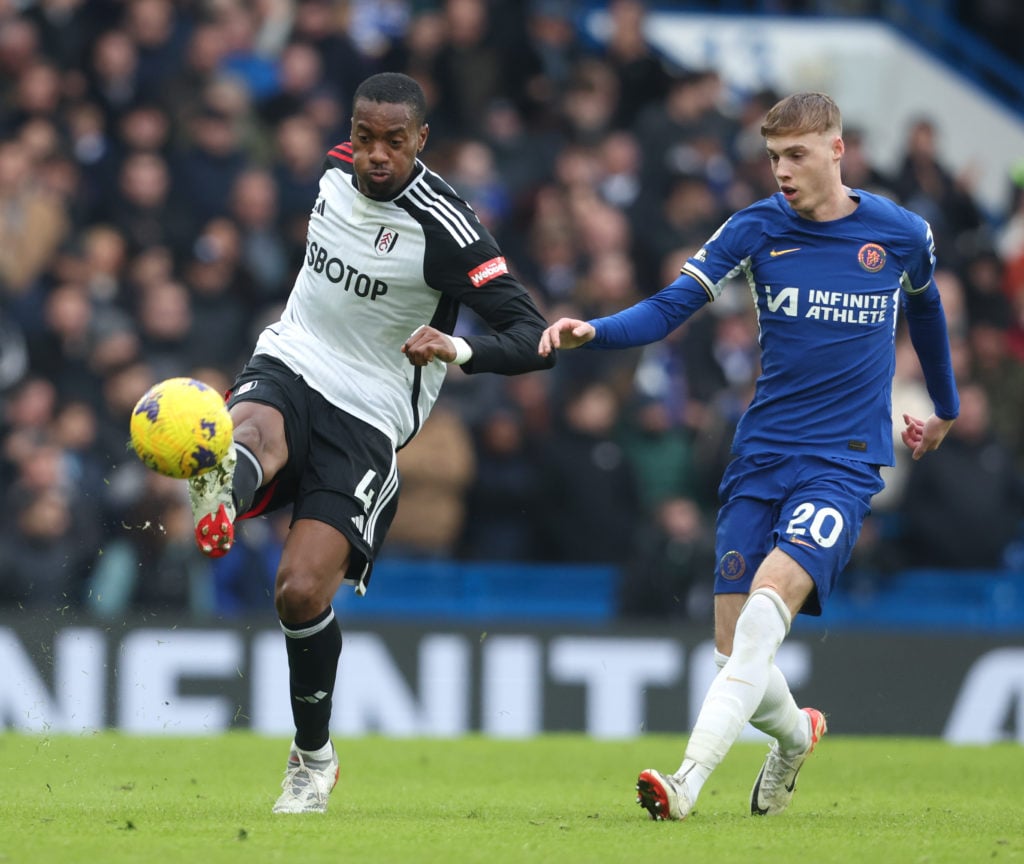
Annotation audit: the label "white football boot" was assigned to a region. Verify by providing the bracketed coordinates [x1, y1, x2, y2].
[188, 444, 237, 558]
[272, 743, 340, 814]
[750, 707, 827, 816]
[635, 767, 695, 821]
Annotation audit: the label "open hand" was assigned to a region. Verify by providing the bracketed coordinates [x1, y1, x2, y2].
[538, 318, 595, 356]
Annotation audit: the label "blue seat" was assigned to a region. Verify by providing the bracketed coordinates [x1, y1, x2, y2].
[333, 559, 618, 622]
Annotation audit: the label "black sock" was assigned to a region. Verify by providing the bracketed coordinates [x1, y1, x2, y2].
[232, 443, 263, 515]
[282, 606, 342, 752]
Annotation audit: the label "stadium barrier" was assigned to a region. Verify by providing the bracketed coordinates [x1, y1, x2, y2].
[0, 611, 1020, 744]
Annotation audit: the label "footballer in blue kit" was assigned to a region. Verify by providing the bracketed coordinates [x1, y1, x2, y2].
[539, 92, 959, 823]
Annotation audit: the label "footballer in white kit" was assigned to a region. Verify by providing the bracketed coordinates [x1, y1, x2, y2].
[185, 72, 554, 814]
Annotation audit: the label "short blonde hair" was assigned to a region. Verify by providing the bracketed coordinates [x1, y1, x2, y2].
[761, 92, 842, 138]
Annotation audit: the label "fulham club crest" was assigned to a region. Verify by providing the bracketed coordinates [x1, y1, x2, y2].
[374, 226, 399, 256]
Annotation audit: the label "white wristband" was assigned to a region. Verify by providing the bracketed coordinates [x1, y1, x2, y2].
[450, 336, 473, 366]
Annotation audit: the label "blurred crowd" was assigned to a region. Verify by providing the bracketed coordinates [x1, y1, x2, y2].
[1, 0, 1023, 622]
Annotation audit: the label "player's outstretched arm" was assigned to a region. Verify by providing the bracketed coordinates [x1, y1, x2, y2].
[901, 412, 955, 461]
[538, 318, 595, 356]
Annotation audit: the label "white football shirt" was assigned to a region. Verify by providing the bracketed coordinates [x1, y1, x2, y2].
[254, 141, 550, 446]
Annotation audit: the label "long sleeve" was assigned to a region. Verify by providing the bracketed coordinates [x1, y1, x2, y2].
[902, 281, 960, 420]
[461, 292, 556, 375]
[589, 274, 710, 349]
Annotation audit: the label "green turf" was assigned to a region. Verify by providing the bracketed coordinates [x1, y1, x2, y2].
[0, 733, 1020, 864]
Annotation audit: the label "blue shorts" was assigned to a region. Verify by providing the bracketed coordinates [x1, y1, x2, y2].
[713, 453, 884, 615]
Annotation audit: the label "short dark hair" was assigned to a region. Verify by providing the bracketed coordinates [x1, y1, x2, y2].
[353, 73, 427, 127]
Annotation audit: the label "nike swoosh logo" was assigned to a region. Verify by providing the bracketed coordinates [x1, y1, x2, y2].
[769, 247, 801, 257]
[751, 772, 769, 815]
[726, 675, 756, 686]
[788, 536, 817, 549]
[785, 769, 801, 793]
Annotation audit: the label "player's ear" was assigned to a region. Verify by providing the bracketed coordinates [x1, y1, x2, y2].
[418, 123, 429, 153]
[832, 134, 845, 161]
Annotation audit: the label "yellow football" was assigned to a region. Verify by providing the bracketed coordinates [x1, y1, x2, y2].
[129, 377, 233, 479]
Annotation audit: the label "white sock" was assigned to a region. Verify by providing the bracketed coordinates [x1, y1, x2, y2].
[752, 665, 809, 755]
[677, 590, 790, 799]
[295, 739, 333, 762]
[715, 649, 809, 756]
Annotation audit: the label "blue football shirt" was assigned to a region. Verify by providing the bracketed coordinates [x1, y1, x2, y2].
[590, 189, 958, 467]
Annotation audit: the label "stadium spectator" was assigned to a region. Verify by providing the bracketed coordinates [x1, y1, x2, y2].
[270, 112, 326, 244]
[620, 495, 716, 621]
[519, 0, 582, 127]
[968, 314, 1024, 465]
[290, 0, 374, 112]
[634, 71, 731, 200]
[159, 19, 230, 132]
[892, 117, 984, 267]
[0, 137, 70, 302]
[93, 358, 155, 475]
[86, 28, 144, 124]
[595, 129, 642, 212]
[430, 0, 511, 139]
[22, 0, 99, 74]
[8, 57, 64, 130]
[213, 0, 280, 102]
[0, 16, 41, 124]
[460, 403, 545, 561]
[899, 381, 1024, 570]
[62, 100, 116, 221]
[631, 171, 728, 287]
[122, 0, 188, 100]
[840, 126, 898, 200]
[600, 0, 678, 131]
[961, 244, 1012, 328]
[228, 167, 293, 303]
[256, 40, 326, 129]
[619, 392, 697, 509]
[1, 374, 58, 491]
[51, 398, 107, 501]
[181, 219, 258, 375]
[385, 399, 477, 560]
[0, 485, 90, 609]
[85, 472, 215, 617]
[134, 276, 199, 380]
[104, 150, 193, 258]
[534, 379, 642, 565]
[171, 103, 250, 226]
[27, 282, 102, 401]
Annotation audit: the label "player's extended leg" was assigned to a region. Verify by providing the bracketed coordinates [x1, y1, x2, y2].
[637, 587, 791, 820]
[189, 401, 287, 557]
[636, 549, 814, 821]
[271, 518, 351, 814]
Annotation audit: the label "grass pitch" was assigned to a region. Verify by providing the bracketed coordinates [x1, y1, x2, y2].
[0, 733, 1020, 864]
